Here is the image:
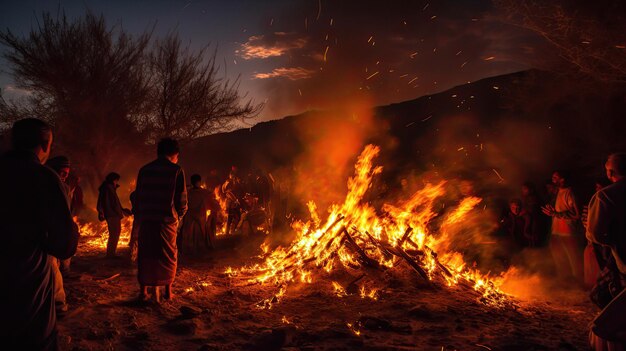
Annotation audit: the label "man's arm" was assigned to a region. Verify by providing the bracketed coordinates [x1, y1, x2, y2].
[586, 191, 612, 246]
[561, 189, 581, 221]
[42, 170, 79, 259]
[174, 168, 188, 218]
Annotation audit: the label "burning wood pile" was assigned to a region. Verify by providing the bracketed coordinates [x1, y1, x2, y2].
[228, 145, 510, 309]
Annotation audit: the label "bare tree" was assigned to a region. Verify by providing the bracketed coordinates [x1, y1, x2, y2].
[1, 11, 263, 193]
[495, 0, 626, 83]
[139, 34, 262, 142]
[0, 11, 152, 191]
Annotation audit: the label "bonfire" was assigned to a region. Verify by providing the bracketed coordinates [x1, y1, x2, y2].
[228, 145, 510, 309]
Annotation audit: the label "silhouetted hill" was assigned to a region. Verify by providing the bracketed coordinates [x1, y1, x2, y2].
[183, 69, 626, 192]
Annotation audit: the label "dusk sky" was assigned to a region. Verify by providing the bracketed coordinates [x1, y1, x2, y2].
[0, 0, 545, 124]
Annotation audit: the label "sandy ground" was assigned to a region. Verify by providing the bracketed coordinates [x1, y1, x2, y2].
[57, 234, 596, 351]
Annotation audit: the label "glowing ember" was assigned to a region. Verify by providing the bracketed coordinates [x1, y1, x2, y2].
[346, 322, 362, 336]
[228, 144, 509, 309]
[359, 286, 379, 300]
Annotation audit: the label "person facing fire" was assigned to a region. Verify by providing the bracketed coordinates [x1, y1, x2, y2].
[134, 138, 187, 302]
[501, 198, 526, 250]
[521, 182, 547, 247]
[45, 155, 73, 313]
[97, 172, 131, 258]
[180, 174, 212, 255]
[542, 170, 583, 280]
[587, 153, 626, 349]
[0, 118, 79, 350]
[222, 166, 243, 234]
[46, 156, 71, 191]
[587, 154, 626, 288]
[68, 173, 84, 217]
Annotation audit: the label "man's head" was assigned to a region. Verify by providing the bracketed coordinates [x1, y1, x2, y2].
[509, 198, 522, 216]
[606, 153, 626, 183]
[191, 174, 202, 187]
[551, 170, 567, 188]
[157, 138, 180, 164]
[11, 118, 53, 163]
[105, 172, 121, 187]
[521, 182, 535, 197]
[46, 156, 71, 182]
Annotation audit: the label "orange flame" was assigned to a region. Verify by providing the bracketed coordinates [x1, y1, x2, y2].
[228, 144, 508, 308]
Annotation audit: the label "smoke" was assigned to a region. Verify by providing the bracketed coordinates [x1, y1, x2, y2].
[286, 99, 377, 214]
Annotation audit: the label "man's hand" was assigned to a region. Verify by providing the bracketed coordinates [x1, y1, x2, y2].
[98, 212, 105, 222]
[541, 204, 556, 217]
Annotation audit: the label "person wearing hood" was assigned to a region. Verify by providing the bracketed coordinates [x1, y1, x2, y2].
[97, 172, 131, 258]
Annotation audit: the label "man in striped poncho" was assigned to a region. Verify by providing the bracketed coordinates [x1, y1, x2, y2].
[134, 138, 188, 301]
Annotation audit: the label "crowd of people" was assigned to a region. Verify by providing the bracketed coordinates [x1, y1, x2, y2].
[494, 156, 626, 349]
[1, 117, 625, 350]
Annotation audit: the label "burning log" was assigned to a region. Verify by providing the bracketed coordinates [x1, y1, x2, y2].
[363, 230, 394, 261]
[283, 215, 345, 261]
[394, 246, 431, 284]
[341, 227, 379, 268]
[403, 237, 452, 278]
[424, 245, 453, 278]
[397, 227, 413, 247]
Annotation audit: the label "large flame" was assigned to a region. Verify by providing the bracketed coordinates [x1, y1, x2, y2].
[230, 144, 507, 308]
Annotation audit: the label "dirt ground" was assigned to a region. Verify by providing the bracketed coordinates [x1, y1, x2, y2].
[58, 234, 596, 351]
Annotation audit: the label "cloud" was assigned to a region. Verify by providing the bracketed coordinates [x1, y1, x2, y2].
[2, 84, 32, 97]
[237, 32, 307, 60]
[252, 67, 316, 80]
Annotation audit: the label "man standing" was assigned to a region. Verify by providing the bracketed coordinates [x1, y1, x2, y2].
[587, 153, 626, 278]
[45, 155, 73, 313]
[542, 170, 582, 280]
[0, 118, 79, 350]
[135, 138, 187, 301]
[222, 167, 243, 235]
[586, 153, 626, 348]
[97, 172, 130, 258]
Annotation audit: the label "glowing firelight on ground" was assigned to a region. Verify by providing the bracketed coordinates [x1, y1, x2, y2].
[228, 144, 509, 309]
[78, 217, 133, 251]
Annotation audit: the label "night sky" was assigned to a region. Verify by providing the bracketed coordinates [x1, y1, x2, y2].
[0, 0, 545, 124]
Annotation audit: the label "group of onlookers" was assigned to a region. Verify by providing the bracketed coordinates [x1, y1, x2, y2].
[1, 118, 189, 349]
[498, 155, 626, 349]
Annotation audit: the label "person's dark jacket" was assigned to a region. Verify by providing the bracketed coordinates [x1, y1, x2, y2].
[587, 179, 626, 274]
[0, 150, 79, 350]
[135, 157, 187, 221]
[97, 181, 124, 220]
